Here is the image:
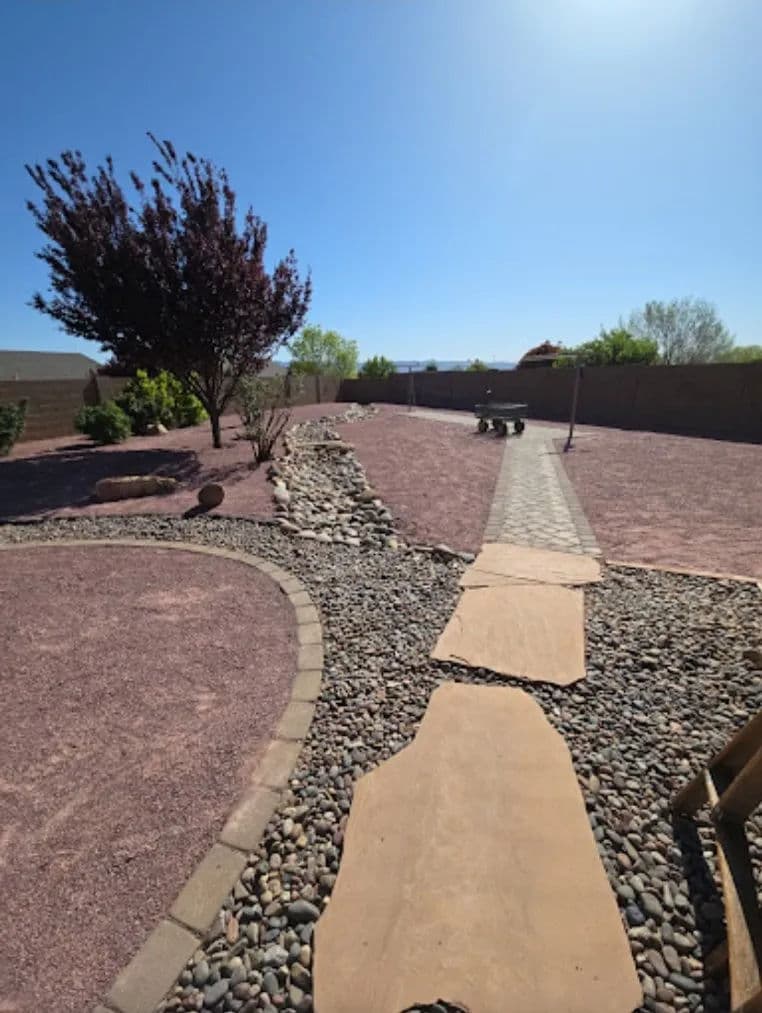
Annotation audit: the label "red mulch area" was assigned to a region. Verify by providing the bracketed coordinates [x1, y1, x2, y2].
[559, 428, 762, 578]
[0, 545, 296, 1013]
[0, 402, 346, 522]
[336, 406, 504, 553]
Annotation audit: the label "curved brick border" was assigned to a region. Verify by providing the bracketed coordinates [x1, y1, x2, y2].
[0, 537, 322, 1013]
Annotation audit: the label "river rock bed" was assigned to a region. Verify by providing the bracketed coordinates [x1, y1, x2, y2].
[270, 405, 472, 562]
[270, 404, 386, 547]
[1, 514, 761, 1013]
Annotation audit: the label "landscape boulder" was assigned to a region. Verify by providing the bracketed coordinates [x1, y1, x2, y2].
[94, 475, 179, 502]
[145, 422, 169, 436]
[197, 483, 225, 509]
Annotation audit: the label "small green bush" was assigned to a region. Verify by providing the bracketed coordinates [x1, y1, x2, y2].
[0, 399, 27, 455]
[115, 369, 207, 434]
[359, 355, 397, 379]
[75, 401, 132, 444]
[173, 384, 208, 428]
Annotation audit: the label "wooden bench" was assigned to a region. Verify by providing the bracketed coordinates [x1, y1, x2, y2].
[672, 712, 762, 1013]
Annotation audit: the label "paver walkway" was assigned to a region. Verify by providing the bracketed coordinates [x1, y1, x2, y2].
[409, 410, 599, 554]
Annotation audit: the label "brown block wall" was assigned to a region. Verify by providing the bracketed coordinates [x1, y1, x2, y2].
[340, 363, 762, 442]
[0, 379, 92, 442]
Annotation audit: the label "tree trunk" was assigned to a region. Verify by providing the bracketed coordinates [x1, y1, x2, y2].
[210, 409, 222, 449]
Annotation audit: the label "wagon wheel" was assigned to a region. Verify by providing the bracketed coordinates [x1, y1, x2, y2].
[497, 420, 508, 437]
[514, 419, 525, 435]
[477, 418, 488, 434]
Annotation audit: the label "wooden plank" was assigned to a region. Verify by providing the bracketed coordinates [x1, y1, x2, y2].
[672, 771, 709, 815]
[736, 988, 762, 1013]
[716, 747, 762, 823]
[711, 712, 762, 777]
[674, 712, 762, 816]
[706, 940, 729, 979]
[705, 771, 762, 1010]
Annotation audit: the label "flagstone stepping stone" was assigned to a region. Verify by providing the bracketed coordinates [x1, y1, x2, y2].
[314, 683, 640, 1013]
[432, 584, 586, 685]
[460, 541, 601, 589]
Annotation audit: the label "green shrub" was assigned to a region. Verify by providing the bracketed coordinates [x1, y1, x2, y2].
[359, 355, 397, 379]
[75, 401, 132, 444]
[0, 399, 27, 455]
[115, 369, 207, 434]
[173, 384, 208, 428]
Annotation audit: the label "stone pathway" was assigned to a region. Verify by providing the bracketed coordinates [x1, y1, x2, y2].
[408, 410, 599, 555]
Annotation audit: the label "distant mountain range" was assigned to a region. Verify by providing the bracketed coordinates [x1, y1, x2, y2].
[272, 359, 518, 372]
[394, 360, 517, 371]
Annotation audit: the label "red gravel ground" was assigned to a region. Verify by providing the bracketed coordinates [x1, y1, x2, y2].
[0, 545, 296, 1013]
[0, 404, 505, 554]
[0, 402, 347, 522]
[559, 428, 762, 578]
[336, 406, 504, 553]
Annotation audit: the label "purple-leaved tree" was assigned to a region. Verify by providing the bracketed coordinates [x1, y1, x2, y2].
[26, 135, 311, 447]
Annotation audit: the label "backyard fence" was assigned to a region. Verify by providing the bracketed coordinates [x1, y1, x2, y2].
[339, 362, 762, 443]
[2, 371, 343, 444]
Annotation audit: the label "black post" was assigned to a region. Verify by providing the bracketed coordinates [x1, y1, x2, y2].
[564, 364, 582, 452]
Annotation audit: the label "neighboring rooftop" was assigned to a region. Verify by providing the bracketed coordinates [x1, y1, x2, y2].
[0, 350, 101, 381]
[518, 342, 563, 368]
[260, 360, 288, 377]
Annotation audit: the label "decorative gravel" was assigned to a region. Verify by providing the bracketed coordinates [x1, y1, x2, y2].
[3, 511, 761, 1013]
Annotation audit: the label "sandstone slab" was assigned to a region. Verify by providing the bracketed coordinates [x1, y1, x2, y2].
[432, 584, 585, 685]
[314, 683, 640, 1013]
[460, 541, 601, 588]
[94, 474, 179, 502]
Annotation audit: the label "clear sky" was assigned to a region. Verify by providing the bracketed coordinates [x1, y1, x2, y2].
[1, 0, 760, 363]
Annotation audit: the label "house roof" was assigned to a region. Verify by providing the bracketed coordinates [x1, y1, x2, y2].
[0, 350, 101, 381]
[259, 360, 288, 377]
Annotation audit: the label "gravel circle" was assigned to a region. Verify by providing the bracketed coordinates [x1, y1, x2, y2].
[2, 513, 761, 1013]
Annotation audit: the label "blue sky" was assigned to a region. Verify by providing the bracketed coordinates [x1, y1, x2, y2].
[1, 0, 760, 363]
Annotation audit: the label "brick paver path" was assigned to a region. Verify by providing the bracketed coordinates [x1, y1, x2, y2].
[408, 410, 599, 554]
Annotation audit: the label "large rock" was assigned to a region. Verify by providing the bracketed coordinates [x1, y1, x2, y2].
[94, 475, 179, 502]
[145, 422, 169, 436]
[314, 683, 641, 1013]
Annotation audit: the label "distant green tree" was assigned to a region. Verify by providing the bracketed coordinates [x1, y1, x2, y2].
[716, 344, 762, 363]
[628, 298, 733, 364]
[424, 360, 438, 371]
[466, 358, 488, 371]
[555, 327, 659, 367]
[289, 324, 358, 378]
[0, 399, 27, 455]
[359, 355, 397, 379]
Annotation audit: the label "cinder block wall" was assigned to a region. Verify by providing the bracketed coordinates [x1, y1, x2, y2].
[339, 363, 762, 442]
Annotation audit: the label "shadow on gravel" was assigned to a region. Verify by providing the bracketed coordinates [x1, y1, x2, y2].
[672, 814, 731, 1012]
[0, 446, 200, 520]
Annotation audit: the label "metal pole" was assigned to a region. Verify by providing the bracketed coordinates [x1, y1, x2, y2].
[564, 363, 581, 452]
[407, 366, 415, 411]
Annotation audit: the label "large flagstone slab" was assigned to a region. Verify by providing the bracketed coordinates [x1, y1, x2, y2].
[314, 683, 640, 1013]
[460, 541, 601, 588]
[432, 584, 585, 685]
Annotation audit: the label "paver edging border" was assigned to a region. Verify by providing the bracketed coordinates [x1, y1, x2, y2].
[0, 536, 323, 1013]
[547, 443, 601, 556]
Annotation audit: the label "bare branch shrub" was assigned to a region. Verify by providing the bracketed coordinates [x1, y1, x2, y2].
[238, 373, 301, 465]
